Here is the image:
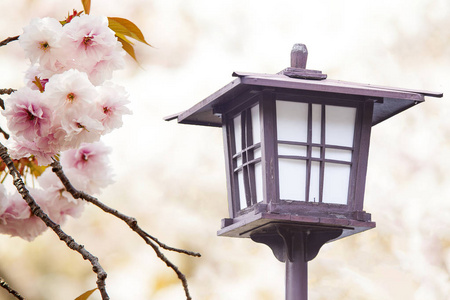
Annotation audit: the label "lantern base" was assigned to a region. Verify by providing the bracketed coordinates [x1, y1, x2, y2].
[218, 211, 375, 241]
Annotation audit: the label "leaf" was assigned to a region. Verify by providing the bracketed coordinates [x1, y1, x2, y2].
[108, 17, 151, 46]
[74, 288, 97, 300]
[81, 0, 91, 14]
[117, 36, 137, 62]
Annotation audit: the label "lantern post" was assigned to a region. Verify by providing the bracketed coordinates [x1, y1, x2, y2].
[166, 44, 443, 299]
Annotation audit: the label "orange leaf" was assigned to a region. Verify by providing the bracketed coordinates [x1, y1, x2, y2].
[74, 288, 97, 300]
[81, 0, 91, 14]
[117, 36, 137, 62]
[108, 17, 151, 46]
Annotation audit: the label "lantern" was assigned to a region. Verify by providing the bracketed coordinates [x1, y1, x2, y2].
[166, 44, 442, 299]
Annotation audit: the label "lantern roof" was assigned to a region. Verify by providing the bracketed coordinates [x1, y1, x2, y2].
[165, 71, 442, 127]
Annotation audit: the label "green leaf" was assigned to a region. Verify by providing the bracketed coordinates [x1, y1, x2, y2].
[74, 288, 97, 300]
[108, 17, 151, 46]
[81, 0, 91, 15]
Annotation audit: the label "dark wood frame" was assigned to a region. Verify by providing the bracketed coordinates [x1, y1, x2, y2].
[222, 89, 374, 222]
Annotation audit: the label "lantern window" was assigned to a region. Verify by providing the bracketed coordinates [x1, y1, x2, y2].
[276, 100, 356, 205]
[231, 104, 263, 211]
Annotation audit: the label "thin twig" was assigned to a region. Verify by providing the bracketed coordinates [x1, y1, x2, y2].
[0, 88, 16, 95]
[0, 35, 19, 47]
[0, 276, 24, 300]
[51, 159, 199, 300]
[0, 143, 110, 300]
[0, 127, 9, 140]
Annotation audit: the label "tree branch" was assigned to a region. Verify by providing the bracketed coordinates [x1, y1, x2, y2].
[0, 36, 19, 47]
[0, 127, 9, 140]
[0, 276, 24, 300]
[51, 159, 200, 300]
[0, 143, 110, 300]
[0, 88, 16, 95]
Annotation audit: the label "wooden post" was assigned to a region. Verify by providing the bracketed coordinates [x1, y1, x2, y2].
[285, 231, 308, 300]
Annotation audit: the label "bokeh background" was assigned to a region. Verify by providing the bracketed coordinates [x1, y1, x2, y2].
[0, 0, 449, 299]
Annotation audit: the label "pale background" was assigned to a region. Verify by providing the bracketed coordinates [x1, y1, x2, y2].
[0, 0, 449, 299]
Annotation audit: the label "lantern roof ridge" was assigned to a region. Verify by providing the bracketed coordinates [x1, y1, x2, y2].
[166, 70, 442, 127]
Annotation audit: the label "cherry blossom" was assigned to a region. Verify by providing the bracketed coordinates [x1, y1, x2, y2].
[19, 17, 63, 70]
[2, 87, 53, 140]
[44, 69, 98, 112]
[0, 10, 131, 241]
[97, 83, 132, 133]
[60, 110, 104, 149]
[6, 136, 58, 165]
[58, 14, 125, 84]
[60, 142, 113, 193]
[0, 189, 49, 241]
[37, 169, 86, 223]
[24, 65, 49, 91]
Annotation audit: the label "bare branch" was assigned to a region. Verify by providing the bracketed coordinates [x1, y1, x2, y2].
[0, 143, 110, 300]
[51, 159, 200, 300]
[0, 88, 16, 95]
[0, 127, 9, 139]
[0, 36, 19, 47]
[0, 276, 24, 300]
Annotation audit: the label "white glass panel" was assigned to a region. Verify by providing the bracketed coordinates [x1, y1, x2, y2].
[325, 106, 356, 147]
[255, 162, 263, 203]
[251, 105, 261, 144]
[311, 104, 322, 143]
[276, 101, 308, 143]
[325, 148, 352, 162]
[309, 161, 320, 203]
[278, 159, 306, 201]
[278, 144, 307, 157]
[322, 163, 350, 205]
[236, 156, 242, 168]
[253, 148, 262, 159]
[237, 171, 247, 209]
[311, 147, 321, 158]
[233, 115, 242, 152]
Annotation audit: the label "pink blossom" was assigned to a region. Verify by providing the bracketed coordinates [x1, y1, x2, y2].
[6, 136, 58, 166]
[37, 169, 85, 222]
[60, 142, 114, 193]
[87, 45, 126, 85]
[24, 65, 49, 91]
[0, 190, 48, 241]
[59, 15, 123, 79]
[2, 87, 53, 140]
[19, 17, 63, 70]
[44, 69, 98, 112]
[97, 83, 131, 133]
[60, 110, 104, 149]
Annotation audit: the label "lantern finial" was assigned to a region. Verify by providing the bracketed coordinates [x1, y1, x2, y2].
[291, 43, 308, 69]
[282, 43, 326, 80]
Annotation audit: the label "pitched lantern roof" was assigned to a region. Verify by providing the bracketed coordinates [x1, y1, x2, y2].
[165, 45, 442, 127]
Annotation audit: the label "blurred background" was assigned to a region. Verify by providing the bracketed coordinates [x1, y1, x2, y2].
[0, 0, 449, 299]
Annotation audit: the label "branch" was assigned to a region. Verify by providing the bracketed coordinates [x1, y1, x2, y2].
[0, 88, 16, 95]
[0, 127, 9, 140]
[0, 35, 19, 47]
[51, 160, 200, 300]
[0, 143, 110, 300]
[0, 276, 24, 300]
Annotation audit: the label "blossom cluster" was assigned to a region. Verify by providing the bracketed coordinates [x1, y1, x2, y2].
[3, 13, 131, 165]
[0, 13, 131, 240]
[0, 142, 113, 241]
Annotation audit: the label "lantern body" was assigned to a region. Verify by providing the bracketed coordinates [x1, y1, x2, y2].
[219, 88, 374, 238]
